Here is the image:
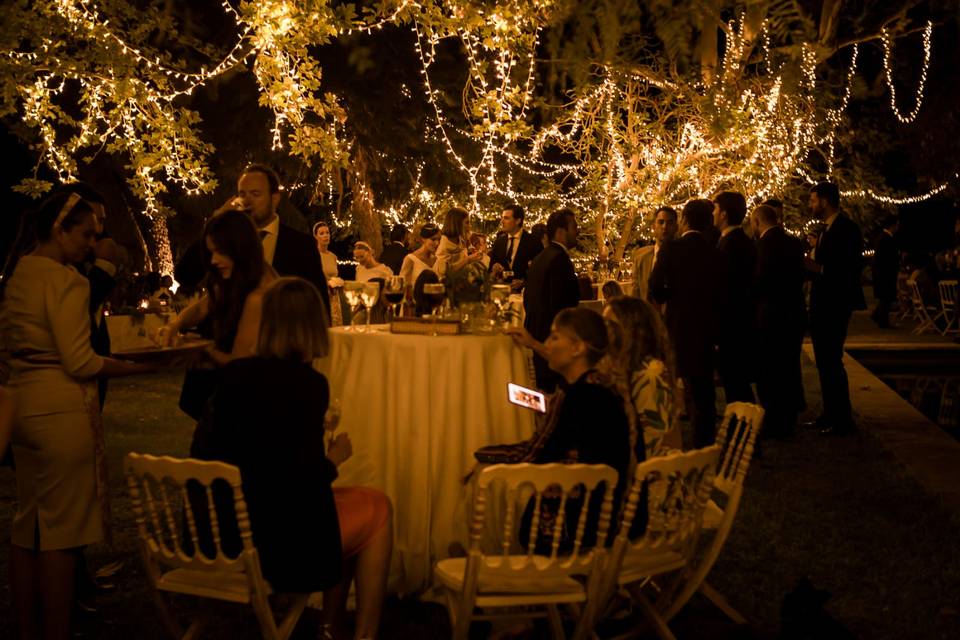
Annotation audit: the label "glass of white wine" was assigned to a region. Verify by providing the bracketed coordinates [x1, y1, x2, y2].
[359, 281, 380, 333]
[343, 282, 364, 331]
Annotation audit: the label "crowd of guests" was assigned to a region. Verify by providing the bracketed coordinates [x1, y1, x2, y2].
[0, 161, 904, 639]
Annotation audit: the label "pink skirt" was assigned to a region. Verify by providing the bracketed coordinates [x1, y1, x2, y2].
[333, 487, 390, 559]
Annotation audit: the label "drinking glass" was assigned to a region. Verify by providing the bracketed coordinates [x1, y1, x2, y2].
[359, 281, 380, 333]
[343, 282, 364, 331]
[383, 275, 405, 321]
[422, 283, 446, 335]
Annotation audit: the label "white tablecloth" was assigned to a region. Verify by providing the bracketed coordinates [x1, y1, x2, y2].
[316, 326, 536, 594]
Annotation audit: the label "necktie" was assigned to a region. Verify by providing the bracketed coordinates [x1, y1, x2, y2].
[506, 235, 515, 267]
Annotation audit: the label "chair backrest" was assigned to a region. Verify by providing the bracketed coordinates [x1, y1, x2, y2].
[940, 280, 957, 310]
[908, 279, 925, 307]
[124, 453, 256, 575]
[713, 402, 763, 498]
[469, 463, 619, 579]
[614, 446, 719, 558]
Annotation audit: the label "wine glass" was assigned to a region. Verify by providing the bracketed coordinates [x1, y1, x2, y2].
[422, 282, 446, 335]
[359, 281, 380, 333]
[489, 283, 511, 328]
[343, 282, 364, 331]
[383, 275, 405, 321]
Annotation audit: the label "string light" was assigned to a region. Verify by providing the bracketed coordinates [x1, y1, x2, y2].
[881, 21, 932, 124]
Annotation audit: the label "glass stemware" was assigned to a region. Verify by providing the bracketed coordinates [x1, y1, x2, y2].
[359, 281, 380, 333]
[343, 282, 364, 331]
[383, 275, 405, 321]
[489, 283, 511, 329]
[422, 282, 446, 335]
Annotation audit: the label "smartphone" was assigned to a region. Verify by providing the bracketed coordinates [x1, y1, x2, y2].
[507, 382, 546, 413]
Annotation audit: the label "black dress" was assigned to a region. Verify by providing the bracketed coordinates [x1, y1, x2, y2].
[521, 371, 633, 551]
[198, 357, 343, 593]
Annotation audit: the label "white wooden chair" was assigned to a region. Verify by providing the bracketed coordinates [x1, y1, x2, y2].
[434, 463, 619, 640]
[659, 402, 763, 625]
[586, 446, 720, 640]
[124, 453, 307, 640]
[908, 279, 941, 335]
[938, 279, 958, 334]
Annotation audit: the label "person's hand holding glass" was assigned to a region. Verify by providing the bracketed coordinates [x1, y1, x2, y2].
[383, 276, 405, 320]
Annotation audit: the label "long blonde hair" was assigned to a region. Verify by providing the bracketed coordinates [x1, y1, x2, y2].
[257, 277, 330, 362]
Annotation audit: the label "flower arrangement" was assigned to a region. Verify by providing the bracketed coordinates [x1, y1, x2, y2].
[444, 261, 489, 307]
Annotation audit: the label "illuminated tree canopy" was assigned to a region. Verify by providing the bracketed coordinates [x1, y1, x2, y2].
[1, 0, 957, 269]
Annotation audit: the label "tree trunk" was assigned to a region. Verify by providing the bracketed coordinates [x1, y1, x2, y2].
[347, 146, 382, 257]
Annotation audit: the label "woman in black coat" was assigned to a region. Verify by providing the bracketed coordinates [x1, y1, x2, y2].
[204, 277, 392, 640]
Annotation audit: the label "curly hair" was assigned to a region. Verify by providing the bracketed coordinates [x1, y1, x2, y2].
[603, 296, 679, 398]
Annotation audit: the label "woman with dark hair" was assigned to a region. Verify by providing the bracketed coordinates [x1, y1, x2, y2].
[603, 296, 682, 458]
[2, 192, 151, 639]
[434, 207, 484, 277]
[160, 210, 276, 363]
[399, 222, 441, 287]
[159, 211, 277, 426]
[206, 277, 392, 640]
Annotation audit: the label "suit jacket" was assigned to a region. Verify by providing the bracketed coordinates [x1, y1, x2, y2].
[872, 231, 899, 301]
[631, 244, 655, 300]
[85, 262, 116, 356]
[379, 242, 408, 276]
[489, 230, 543, 281]
[754, 226, 806, 332]
[523, 243, 580, 342]
[811, 214, 865, 314]
[649, 231, 726, 378]
[174, 223, 330, 317]
[717, 227, 757, 341]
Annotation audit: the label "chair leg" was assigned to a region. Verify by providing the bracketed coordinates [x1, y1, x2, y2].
[699, 580, 747, 624]
[151, 589, 185, 640]
[250, 590, 281, 640]
[276, 594, 308, 640]
[547, 604, 566, 639]
[633, 592, 676, 640]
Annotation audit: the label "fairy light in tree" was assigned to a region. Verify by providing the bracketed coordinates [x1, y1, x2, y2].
[881, 21, 932, 124]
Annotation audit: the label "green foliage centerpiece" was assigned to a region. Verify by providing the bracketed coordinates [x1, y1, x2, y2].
[443, 262, 489, 308]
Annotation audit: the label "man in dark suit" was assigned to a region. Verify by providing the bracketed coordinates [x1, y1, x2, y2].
[489, 204, 543, 286]
[751, 204, 807, 438]
[713, 191, 757, 404]
[806, 182, 865, 435]
[870, 215, 899, 328]
[174, 164, 329, 319]
[649, 199, 726, 448]
[523, 208, 581, 392]
[379, 223, 410, 275]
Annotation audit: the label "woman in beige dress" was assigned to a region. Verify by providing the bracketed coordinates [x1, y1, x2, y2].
[434, 207, 484, 278]
[2, 192, 151, 639]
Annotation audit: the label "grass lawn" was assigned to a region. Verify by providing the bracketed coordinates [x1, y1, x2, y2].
[1, 359, 959, 639]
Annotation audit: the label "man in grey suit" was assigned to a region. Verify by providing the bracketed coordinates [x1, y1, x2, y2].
[631, 206, 677, 300]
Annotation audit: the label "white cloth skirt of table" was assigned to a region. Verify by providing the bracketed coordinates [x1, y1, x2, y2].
[316, 326, 536, 594]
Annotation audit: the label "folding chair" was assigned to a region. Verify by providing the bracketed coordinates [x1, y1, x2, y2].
[434, 462, 618, 640]
[938, 279, 958, 334]
[125, 453, 307, 640]
[586, 446, 720, 640]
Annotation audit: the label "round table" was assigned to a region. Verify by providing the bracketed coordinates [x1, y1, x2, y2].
[316, 326, 536, 594]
